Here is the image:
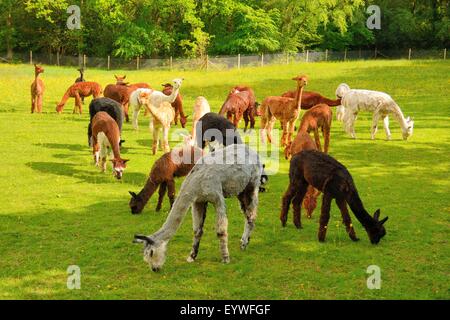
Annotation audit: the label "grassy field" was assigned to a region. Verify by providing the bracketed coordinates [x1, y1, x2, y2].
[0, 60, 449, 299]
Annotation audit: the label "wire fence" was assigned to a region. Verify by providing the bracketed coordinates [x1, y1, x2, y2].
[1, 48, 447, 71]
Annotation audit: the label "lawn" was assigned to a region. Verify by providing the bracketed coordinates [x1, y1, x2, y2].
[0, 60, 448, 299]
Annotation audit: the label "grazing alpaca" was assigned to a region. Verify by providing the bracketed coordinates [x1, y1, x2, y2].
[138, 92, 175, 154]
[190, 96, 211, 146]
[133, 144, 263, 271]
[296, 104, 333, 153]
[56, 82, 102, 114]
[336, 83, 414, 140]
[87, 98, 123, 146]
[162, 83, 188, 128]
[129, 145, 204, 214]
[195, 112, 242, 150]
[31, 64, 45, 113]
[260, 75, 308, 147]
[91, 112, 129, 179]
[219, 86, 257, 131]
[282, 90, 341, 110]
[130, 78, 183, 131]
[280, 150, 388, 244]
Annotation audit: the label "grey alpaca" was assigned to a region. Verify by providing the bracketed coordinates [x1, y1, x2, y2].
[134, 144, 263, 272]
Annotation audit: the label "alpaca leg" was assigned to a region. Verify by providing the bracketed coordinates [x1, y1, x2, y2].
[124, 102, 130, 122]
[174, 109, 179, 125]
[148, 117, 154, 133]
[249, 108, 256, 130]
[31, 97, 36, 113]
[162, 126, 170, 153]
[336, 198, 359, 241]
[314, 129, 322, 151]
[318, 192, 332, 242]
[323, 126, 331, 154]
[292, 183, 308, 229]
[187, 201, 207, 262]
[152, 126, 159, 155]
[267, 117, 276, 144]
[38, 94, 43, 113]
[238, 187, 258, 250]
[260, 116, 268, 143]
[280, 122, 288, 147]
[343, 112, 357, 139]
[132, 107, 140, 130]
[371, 113, 381, 140]
[166, 179, 176, 208]
[214, 197, 230, 263]
[280, 183, 295, 227]
[243, 111, 249, 132]
[155, 182, 167, 212]
[383, 116, 391, 140]
[288, 121, 296, 145]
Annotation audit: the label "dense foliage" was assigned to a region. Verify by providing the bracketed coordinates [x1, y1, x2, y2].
[0, 0, 448, 59]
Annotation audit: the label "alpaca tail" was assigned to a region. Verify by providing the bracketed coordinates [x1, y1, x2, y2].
[323, 97, 341, 107]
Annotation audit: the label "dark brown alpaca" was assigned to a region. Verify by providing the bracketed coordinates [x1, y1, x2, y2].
[284, 132, 319, 219]
[129, 146, 203, 214]
[280, 150, 388, 244]
[161, 83, 188, 128]
[56, 81, 102, 114]
[31, 64, 45, 113]
[298, 104, 332, 153]
[219, 86, 258, 131]
[282, 90, 341, 110]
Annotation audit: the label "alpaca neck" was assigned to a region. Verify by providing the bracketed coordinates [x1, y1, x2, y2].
[346, 190, 377, 230]
[390, 103, 409, 133]
[168, 86, 180, 102]
[145, 103, 163, 123]
[35, 72, 40, 80]
[138, 177, 158, 204]
[107, 131, 121, 160]
[58, 90, 71, 106]
[295, 85, 304, 109]
[152, 191, 194, 241]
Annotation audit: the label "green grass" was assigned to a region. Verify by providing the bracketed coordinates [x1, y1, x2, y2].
[0, 60, 449, 299]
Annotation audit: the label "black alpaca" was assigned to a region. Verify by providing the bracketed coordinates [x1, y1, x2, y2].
[280, 150, 388, 244]
[75, 68, 85, 102]
[195, 112, 242, 149]
[88, 98, 124, 146]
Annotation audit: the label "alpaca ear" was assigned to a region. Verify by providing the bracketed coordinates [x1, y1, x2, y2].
[133, 234, 154, 245]
[129, 191, 137, 198]
[122, 159, 130, 163]
[373, 209, 381, 221]
[114, 75, 118, 79]
[379, 217, 388, 225]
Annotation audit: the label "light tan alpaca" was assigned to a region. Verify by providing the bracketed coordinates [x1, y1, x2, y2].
[260, 75, 308, 147]
[31, 64, 45, 113]
[191, 96, 211, 146]
[139, 92, 175, 155]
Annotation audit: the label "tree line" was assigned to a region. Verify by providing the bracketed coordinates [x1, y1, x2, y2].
[0, 0, 448, 60]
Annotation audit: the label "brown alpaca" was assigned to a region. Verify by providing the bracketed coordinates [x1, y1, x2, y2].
[31, 64, 45, 113]
[219, 86, 258, 131]
[280, 150, 388, 244]
[104, 75, 150, 122]
[282, 90, 341, 109]
[162, 83, 188, 128]
[91, 111, 129, 180]
[56, 82, 102, 114]
[260, 75, 308, 147]
[297, 104, 332, 153]
[129, 145, 203, 214]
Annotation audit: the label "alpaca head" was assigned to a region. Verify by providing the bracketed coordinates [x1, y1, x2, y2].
[133, 235, 168, 272]
[303, 187, 320, 218]
[111, 158, 129, 180]
[115, 75, 128, 85]
[367, 209, 388, 244]
[129, 191, 145, 214]
[336, 83, 350, 98]
[292, 75, 308, 87]
[138, 91, 151, 105]
[56, 103, 64, 113]
[172, 78, 184, 89]
[34, 64, 44, 75]
[403, 117, 414, 140]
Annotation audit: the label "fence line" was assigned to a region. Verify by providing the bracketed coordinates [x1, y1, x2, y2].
[1, 48, 447, 71]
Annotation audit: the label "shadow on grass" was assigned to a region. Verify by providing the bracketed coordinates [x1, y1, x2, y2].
[35, 143, 86, 152]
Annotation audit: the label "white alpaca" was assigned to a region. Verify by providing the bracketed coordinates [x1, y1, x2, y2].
[133, 144, 264, 272]
[130, 78, 183, 131]
[138, 91, 175, 154]
[336, 83, 414, 140]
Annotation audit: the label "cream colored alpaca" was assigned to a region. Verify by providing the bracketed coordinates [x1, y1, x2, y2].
[139, 92, 175, 154]
[190, 96, 211, 146]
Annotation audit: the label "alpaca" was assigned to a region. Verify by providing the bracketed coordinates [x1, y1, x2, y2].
[219, 86, 257, 131]
[260, 75, 308, 147]
[130, 78, 183, 131]
[336, 83, 414, 140]
[138, 92, 175, 154]
[129, 145, 204, 214]
[195, 112, 242, 150]
[190, 96, 211, 146]
[297, 104, 333, 153]
[133, 144, 264, 271]
[56, 82, 102, 114]
[30, 64, 45, 113]
[91, 112, 129, 179]
[162, 83, 188, 128]
[280, 150, 388, 243]
[87, 98, 123, 146]
[282, 90, 341, 109]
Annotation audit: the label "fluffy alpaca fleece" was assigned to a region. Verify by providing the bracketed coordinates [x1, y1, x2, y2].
[162, 83, 188, 128]
[87, 98, 123, 146]
[130, 78, 183, 131]
[133, 144, 264, 271]
[31, 64, 45, 113]
[91, 112, 129, 179]
[190, 96, 211, 146]
[336, 83, 414, 140]
[56, 81, 102, 114]
[129, 145, 204, 214]
[195, 112, 242, 149]
[281, 150, 388, 243]
[282, 90, 341, 109]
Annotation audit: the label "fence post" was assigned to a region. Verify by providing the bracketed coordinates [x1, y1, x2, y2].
[261, 53, 264, 67]
[344, 49, 347, 61]
[408, 48, 412, 60]
[444, 48, 447, 60]
[30, 50, 33, 64]
[306, 50, 309, 62]
[375, 47, 377, 58]
[57, 51, 60, 66]
[107, 55, 110, 70]
[238, 54, 241, 69]
[286, 52, 289, 64]
[325, 49, 328, 61]
[170, 56, 173, 70]
[136, 56, 140, 70]
[206, 55, 209, 71]
[83, 54, 86, 69]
